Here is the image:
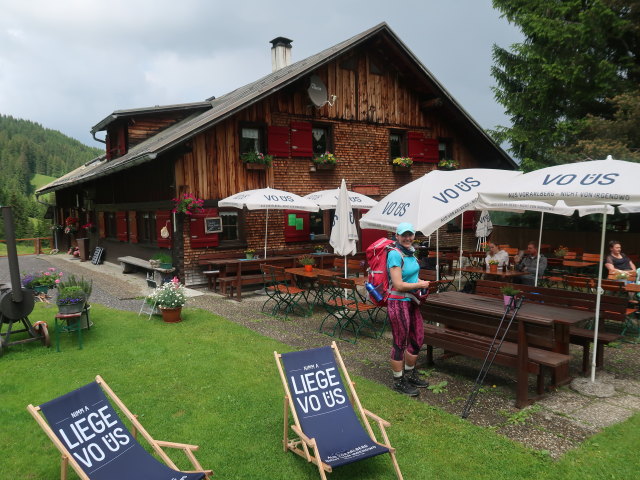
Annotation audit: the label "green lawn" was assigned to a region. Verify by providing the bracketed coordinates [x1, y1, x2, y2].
[1, 303, 638, 479]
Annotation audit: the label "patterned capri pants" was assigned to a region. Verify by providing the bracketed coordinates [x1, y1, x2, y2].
[387, 299, 424, 361]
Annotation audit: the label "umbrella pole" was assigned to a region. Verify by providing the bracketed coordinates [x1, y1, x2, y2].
[458, 212, 464, 291]
[534, 212, 544, 287]
[264, 208, 269, 259]
[591, 212, 608, 382]
[436, 229, 440, 282]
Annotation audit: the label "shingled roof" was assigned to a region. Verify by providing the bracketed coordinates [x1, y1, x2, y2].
[37, 22, 514, 195]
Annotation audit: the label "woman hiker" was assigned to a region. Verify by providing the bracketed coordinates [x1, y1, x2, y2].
[387, 222, 432, 396]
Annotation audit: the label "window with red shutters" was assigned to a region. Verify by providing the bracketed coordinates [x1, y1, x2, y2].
[98, 212, 106, 239]
[156, 211, 172, 248]
[290, 121, 313, 157]
[284, 210, 310, 242]
[267, 126, 290, 157]
[128, 211, 138, 243]
[116, 211, 128, 242]
[462, 211, 476, 230]
[189, 208, 220, 248]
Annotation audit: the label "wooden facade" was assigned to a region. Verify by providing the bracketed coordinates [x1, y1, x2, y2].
[42, 24, 514, 286]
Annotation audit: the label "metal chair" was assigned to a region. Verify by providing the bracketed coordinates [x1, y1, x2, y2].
[138, 272, 159, 320]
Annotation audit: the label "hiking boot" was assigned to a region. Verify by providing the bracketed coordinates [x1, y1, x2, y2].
[392, 375, 419, 397]
[405, 369, 429, 388]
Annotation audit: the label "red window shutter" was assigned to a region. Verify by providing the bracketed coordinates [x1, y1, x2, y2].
[462, 211, 476, 230]
[155, 210, 172, 248]
[267, 126, 290, 157]
[407, 131, 426, 160]
[189, 208, 220, 248]
[423, 138, 439, 163]
[128, 211, 138, 243]
[98, 212, 106, 238]
[290, 121, 313, 157]
[283, 210, 310, 242]
[116, 211, 128, 242]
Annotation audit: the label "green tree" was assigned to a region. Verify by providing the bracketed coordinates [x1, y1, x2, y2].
[491, 0, 640, 170]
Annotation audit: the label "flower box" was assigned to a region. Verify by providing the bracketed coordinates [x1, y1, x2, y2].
[392, 165, 411, 173]
[315, 163, 335, 170]
[244, 163, 268, 170]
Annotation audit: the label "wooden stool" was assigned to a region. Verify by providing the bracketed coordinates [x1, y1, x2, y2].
[203, 269, 220, 292]
[54, 312, 83, 352]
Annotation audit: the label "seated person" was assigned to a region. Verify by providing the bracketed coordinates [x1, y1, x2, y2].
[485, 242, 509, 268]
[513, 241, 547, 286]
[604, 240, 636, 281]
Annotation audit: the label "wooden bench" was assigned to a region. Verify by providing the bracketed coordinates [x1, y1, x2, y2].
[197, 252, 239, 291]
[219, 257, 296, 299]
[422, 293, 572, 408]
[117, 256, 174, 284]
[475, 280, 624, 373]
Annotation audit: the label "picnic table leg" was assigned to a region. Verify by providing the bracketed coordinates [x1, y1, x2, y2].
[235, 266, 242, 301]
[516, 321, 531, 408]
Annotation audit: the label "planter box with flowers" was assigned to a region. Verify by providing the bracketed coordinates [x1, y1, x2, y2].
[312, 152, 338, 170]
[391, 157, 413, 172]
[241, 151, 273, 170]
[64, 216, 79, 235]
[244, 248, 256, 260]
[146, 278, 186, 323]
[56, 286, 87, 314]
[172, 193, 204, 216]
[438, 159, 459, 171]
[22, 267, 64, 294]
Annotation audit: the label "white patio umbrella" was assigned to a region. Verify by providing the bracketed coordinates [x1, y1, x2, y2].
[219, 187, 319, 258]
[478, 156, 640, 381]
[330, 179, 359, 279]
[304, 188, 377, 210]
[475, 210, 493, 250]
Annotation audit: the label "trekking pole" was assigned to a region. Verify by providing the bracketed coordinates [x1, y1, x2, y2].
[461, 295, 525, 419]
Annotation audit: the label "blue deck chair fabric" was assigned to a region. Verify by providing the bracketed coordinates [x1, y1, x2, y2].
[39, 381, 204, 480]
[281, 346, 389, 468]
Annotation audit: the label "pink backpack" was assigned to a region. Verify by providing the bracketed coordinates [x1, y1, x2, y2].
[365, 238, 401, 307]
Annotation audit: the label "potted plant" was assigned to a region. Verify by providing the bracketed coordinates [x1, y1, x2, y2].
[312, 152, 338, 170]
[21, 268, 64, 294]
[314, 245, 326, 253]
[438, 159, 459, 170]
[152, 252, 173, 269]
[615, 271, 629, 281]
[391, 157, 413, 172]
[500, 285, 521, 307]
[146, 278, 186, 323]
[172, 193, 204, 215]
[245, 248, 256, 259]
[241, 151, 273, 170]
[56, 286, 87, 315]
[554, 245, 568, 258]
[57, 275, 93, 328]
[298, 254, 316, 272]
[63, 216, 79, 235]
[487, 260, 499, 273]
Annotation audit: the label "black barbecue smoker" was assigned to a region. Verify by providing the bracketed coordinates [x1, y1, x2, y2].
[0, 206, 50, 355]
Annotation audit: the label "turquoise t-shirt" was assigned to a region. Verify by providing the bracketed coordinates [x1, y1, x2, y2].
[387, 249, 420, 301]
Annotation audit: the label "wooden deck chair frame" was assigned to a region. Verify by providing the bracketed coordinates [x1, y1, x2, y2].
[274, 342, 403, 480]
[27, 375, 213, 480]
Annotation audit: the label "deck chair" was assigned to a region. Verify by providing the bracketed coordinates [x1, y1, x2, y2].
[27, 375, 212, 480]
[274, 343, 403, 479]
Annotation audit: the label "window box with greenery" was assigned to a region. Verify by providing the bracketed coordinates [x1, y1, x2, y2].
[391, 157, 413, 172]
[438, 159, 459, 170]
[56, 286, 87, 315]
[312, 152, 337, 170]
[150, 252, 173, 269]
[241, 151, 272, 169]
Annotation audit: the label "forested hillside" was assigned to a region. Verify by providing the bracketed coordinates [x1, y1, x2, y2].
[0, 114, 103, 239]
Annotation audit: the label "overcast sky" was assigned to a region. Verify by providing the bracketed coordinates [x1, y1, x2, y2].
[0, 0, 523, 149]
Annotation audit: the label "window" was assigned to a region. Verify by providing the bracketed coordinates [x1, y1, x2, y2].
[240, 127, 263, 154]
[310, 211, 327, 237]
[219, 211, 240, 242]
[439, 138, 453, 160]
[104, 212, 116, 239]
[137, 212, 155, 244]
[389, 131, 406, 160]
[312, 125, 331, 156]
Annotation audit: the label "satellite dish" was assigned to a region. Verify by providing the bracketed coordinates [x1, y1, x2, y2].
[308, 75, 328, 107]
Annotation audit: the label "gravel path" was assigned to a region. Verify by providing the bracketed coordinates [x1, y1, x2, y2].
[3, 253, 640, 458]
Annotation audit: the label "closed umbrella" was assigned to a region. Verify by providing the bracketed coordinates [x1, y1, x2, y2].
[330, 179, 358, 279]
[219, 187, 319, 258]
[478, 156, 640, 381]
[475, 210, 493, 250]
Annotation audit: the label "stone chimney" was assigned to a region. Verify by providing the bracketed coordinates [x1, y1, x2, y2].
[270, 37, 293, 72]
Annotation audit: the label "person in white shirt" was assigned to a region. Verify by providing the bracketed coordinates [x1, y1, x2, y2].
[485, 242, 509, 268]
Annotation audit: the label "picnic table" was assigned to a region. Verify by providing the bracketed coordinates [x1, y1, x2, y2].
[456, 266, 528, 285]
[285, 267, 341, 306]
[422, 291, 593, 407]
